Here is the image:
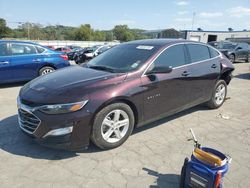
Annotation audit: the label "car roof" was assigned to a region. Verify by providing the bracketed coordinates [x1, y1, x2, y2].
[0, 40, 39, 45]
[125, 39, 199, 47]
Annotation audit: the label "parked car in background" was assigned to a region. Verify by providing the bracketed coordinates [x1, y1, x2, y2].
[0, 40, 70, 84]
[208, 41, 218, 48]
[97, 45, 111, 55]
[72, 48, 88, 64]
[17, 39, 234, 150]
[67, 47, 84, 60]
[45, 45, 56, 50]
[66, 45, 82, 51]
[216, 41, 250, 63]
[55, 46, 72, 52]
[74, 45, 111, 64]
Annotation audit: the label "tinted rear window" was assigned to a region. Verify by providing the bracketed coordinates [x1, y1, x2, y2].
[186, 44, 210, 63]
[209, 47, 220, 58]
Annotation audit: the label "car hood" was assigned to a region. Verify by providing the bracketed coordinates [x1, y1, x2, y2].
[20, 66, 127, 104]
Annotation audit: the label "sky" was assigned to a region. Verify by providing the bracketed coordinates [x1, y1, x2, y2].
[0, 0, 250, 31]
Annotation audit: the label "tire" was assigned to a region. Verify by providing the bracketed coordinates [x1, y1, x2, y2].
[180, 158, 189, 188]
[39, 66, 55, 76]
[79, 54, 87, 64]
[91, 103, 135, 149]
[207, 80, 227, 109]
[228, 54, 235, 63]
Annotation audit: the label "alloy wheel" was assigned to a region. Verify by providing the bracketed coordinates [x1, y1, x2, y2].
[41, 68, 54, 75]
[214, 84, 226, 106]
[101, 109, 129, 143]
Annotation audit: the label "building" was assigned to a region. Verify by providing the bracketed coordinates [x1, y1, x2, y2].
[143, 28, 250, 43]
[183, 30, 250, 43]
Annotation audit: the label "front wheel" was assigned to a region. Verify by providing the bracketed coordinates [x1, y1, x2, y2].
[207, 80, 227, 109]
[91, 103, 135, 149]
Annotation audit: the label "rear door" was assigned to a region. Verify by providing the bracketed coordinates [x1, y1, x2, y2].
[141, 44, 194, 121]
[185, 44, 220, 104]
[0, 42, 12, 83]
[9, 43, 39, 81]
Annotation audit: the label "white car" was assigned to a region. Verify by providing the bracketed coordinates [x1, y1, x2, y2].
[85, 45, 111, 58]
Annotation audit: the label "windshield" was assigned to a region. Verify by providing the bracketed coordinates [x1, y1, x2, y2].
[87, 44, 160, 73]
[217, 42, 237, 50]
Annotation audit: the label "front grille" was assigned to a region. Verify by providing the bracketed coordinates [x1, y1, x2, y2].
[18, 108, 41, 134]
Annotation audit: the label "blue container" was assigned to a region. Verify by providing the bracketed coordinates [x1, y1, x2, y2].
[184, 147, 230, 188]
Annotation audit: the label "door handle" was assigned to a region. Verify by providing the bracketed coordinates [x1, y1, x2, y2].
[211, 64, 217, 69]
[33, 59, 41, 62]
[182, 71, 190, 77]
[0, 61, 9, 65]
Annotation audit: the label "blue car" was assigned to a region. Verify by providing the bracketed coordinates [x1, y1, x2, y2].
[0, 40, 70, 84]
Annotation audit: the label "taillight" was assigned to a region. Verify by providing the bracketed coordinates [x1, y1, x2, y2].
[214, 171, 222, 188]
[60, 54, 68, 60]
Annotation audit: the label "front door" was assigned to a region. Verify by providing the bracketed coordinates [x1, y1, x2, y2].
[141, 44, 193, 122]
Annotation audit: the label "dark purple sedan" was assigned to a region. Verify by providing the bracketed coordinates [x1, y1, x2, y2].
[17, 39, 234, 150]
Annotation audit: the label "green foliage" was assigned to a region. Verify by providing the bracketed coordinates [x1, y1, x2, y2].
[113, 25, 135, 42]
[93, 30, 106, 41]
[104, 31, 114, 41]
[0, 18, 11, 38]
[1, 17, 151, 42]
[74, 24, 94, 41]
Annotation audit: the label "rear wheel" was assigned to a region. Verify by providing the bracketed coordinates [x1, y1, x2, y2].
[91, 103, 134, 149]
[39, 66, 55, 76]
[207, 80, 227, 109]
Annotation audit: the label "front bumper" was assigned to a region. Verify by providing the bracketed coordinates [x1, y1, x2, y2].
[18, 100, 93, 150]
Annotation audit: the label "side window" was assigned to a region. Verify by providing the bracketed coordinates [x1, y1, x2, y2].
[209, 47, 220, 58]
[11, 44, 37, 55]
[0, 43, 8, 56]
[152, 44, 186, 68]
[36, 46, 46, 53]
[186, 44, 210, 63]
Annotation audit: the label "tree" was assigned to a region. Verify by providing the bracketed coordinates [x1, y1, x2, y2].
[74, 24, 94, 41]
[113, 25, 135, 42]
[93, 30, 105, 41]
[104, 31, 114, 41]
[0, 18, 11, 38]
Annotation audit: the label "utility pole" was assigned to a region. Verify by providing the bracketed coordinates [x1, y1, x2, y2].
[191, 12, 196, 31]
[8, 21, 31, 39]
[27, 22, 30, 39]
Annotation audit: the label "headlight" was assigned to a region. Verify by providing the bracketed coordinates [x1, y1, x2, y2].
[39, 100, 88, 114]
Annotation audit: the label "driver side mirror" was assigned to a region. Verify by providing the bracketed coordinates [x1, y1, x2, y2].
[236, 47, 242, 51]
[147, 65, 173, 75]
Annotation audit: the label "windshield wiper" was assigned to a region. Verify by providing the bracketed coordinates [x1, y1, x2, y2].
[88, 65, 116, 73]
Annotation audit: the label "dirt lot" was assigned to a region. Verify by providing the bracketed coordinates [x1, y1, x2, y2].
[0, 63, 249, 188]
